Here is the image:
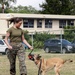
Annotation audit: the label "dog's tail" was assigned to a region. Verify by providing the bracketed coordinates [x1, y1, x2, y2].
[64, 59, 73, 63]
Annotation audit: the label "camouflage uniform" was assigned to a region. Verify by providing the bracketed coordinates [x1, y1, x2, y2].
[6, 27, 27, 75]
[7, 42, 27, 75]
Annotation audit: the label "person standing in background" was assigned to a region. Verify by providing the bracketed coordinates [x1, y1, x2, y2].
[4, 17, 33, 75]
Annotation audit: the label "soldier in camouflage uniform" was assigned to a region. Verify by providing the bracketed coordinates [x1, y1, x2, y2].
[4, 17, 33, 75]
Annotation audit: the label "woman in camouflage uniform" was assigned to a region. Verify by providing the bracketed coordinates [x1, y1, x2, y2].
[4, 17, 33, 75]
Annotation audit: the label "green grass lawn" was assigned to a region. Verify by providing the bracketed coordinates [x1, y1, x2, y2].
[0, 49, 75, 75]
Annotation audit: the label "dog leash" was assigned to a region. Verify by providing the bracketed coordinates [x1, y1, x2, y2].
[28, 49, 33, 55]
[38, 59, 42, 75]
[28, 50, 42, 75]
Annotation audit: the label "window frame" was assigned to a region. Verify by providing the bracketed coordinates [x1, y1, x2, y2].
[59, 20, 66, 28]
[45, 19, 52, 28]
[37, 19, 42, 28]
[23, 19, 34, 28]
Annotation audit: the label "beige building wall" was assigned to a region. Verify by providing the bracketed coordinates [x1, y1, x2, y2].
[0, 13, 75, 38]
[0, 20, 8, 37]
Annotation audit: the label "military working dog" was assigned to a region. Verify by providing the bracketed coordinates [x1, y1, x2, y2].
[28, 54, 73, 75]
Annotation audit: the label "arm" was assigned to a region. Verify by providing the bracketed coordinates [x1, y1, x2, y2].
[22, 34, 33, 50]
[4, 32, 12, 49]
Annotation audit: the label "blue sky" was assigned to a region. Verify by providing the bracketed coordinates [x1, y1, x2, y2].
[14, 0, 45, 10]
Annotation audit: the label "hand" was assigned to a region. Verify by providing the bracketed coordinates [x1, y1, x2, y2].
[29, 46, 33, 50]
[8, 45, 12, 50]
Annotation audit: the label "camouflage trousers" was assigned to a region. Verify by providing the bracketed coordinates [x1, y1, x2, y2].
[7, 42, 27, 75]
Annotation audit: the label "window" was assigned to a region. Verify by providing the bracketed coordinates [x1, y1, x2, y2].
[67, 20, 74, 26]
[23, 19, 34, 28]
[50, 40, 60, 44]
[50, 40, 56, 44]
[37, 19, 42, 28]
[0, 40, 4, 45]
[45, 19, 52, 28]
[59, 20, 66, 28]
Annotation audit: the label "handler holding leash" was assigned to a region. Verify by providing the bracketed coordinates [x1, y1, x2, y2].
[4, 17, 33, 75]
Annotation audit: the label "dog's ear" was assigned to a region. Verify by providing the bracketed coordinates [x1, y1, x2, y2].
[37, 54, 41, 60]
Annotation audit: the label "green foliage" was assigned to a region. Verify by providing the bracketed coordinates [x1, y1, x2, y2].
[9, 5, 39, 13]
[0, 0, 38, 13]
[39, 0, 75, 15]
[33, 32, 56, 48]
[34, 32, 50, 42]
[33, 41, 43, 48]
[64, 26, 75, 41]
[0, 0, 16, 13]
[24, 30, 30, 41]
[24, 30, 32, 45]
[0, 5, 39, 13]
[24, 31, 56, 49]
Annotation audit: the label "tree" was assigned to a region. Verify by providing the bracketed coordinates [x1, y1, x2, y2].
[0, 0, 16, 13]
[7, 5, 39, 13]
[40, 0, 61, 14]
[64, 26, 75, 41]
[39, 0, 75, 15]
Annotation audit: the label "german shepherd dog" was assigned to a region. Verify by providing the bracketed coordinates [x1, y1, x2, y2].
[28, 54, 73, 75]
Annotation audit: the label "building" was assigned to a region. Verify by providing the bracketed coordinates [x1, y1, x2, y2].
[0, 13, 75, 38]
